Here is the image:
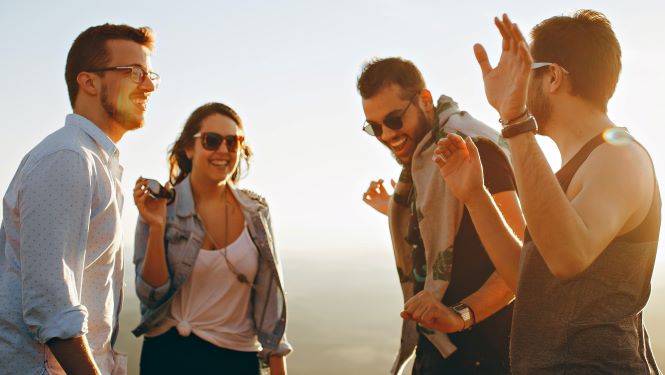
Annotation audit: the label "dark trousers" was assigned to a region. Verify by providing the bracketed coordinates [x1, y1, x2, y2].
[412, 333, 510, 375]
[140, 328, 261, 375]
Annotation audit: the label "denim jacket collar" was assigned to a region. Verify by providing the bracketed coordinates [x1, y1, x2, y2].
[173, 176, 263, 219]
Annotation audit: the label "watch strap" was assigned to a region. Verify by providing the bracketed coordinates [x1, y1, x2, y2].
[501, 116, 538, 139]
[451, 302, 476, 330]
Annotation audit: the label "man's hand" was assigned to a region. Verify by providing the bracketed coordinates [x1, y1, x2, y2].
[362, 178, 395, 216]
[433, 134, 486, 204]
[401, 290, 464, 333]
[474, 14, 533, 121]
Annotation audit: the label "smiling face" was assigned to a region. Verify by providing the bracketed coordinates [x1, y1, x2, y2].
[187, 113, 243, 185]
[98, 39, 155, 132]
[362, 84, 431, 164]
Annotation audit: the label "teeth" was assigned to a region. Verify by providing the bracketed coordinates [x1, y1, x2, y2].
[132, 98, 147, 106]
[390, 137, 407, 148]
[211, 160, 229, 167]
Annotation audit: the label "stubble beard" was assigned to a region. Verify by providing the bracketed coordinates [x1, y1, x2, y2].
[389, 108, 432, 167]
[100, 83, 143, 132]
[527, 76, 552, 136]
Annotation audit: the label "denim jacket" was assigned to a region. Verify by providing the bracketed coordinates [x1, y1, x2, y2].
[132, 176, 291, 360]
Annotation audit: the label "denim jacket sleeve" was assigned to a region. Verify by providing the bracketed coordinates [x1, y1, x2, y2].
[133, 216, 171, 309]
[258, 205, 293, 360]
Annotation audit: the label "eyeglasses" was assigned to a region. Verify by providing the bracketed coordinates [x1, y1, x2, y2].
[193, 132, 244, 152]
[88, 65, 161, 88]
[362, 92, 419, 137]
[531, 62, 569, 74]
[144, 179, 175, 204]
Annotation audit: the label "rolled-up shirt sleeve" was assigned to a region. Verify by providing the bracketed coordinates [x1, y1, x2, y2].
[18, 150, 93, 343]
[133, 217, 171, 308]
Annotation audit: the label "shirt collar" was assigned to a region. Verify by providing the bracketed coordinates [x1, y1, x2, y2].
[65, 113, 119, 161]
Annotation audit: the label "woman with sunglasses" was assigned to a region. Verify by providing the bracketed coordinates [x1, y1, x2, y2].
[131, 102, 291, 375]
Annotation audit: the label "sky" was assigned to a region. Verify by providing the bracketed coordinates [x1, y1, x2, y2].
[1, 2, 664, 278]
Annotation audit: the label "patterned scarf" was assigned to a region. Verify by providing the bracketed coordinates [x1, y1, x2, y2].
[389, 95, 510, 374]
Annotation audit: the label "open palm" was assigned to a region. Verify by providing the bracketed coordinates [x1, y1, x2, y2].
[474, 14, 533, 121]
[433, 134, 485, 204]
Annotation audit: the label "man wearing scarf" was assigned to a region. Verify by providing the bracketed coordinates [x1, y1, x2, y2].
[358, 57, 525, 374]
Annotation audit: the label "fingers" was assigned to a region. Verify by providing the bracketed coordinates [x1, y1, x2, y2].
[473, 43, 492, 76]
[465, 136, 480, 162]
[390, 179, 397, 189]
[363, 179, 390, 203]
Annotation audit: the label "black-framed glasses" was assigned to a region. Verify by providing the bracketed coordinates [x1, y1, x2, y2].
[88, 65, 161, 88]
[193, 132, 244, 152]
[362, 92, 419, 137]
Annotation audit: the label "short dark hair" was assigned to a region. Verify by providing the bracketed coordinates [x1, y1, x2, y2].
[357, 57, 425, 100]
[530, 9, 621, 112]
[65, 23, 155, 108]
[169, 102, 252, 186]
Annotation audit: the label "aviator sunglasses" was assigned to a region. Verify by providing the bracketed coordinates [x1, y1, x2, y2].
[193, 132, 244, 152]
[362, 92, 419, 137]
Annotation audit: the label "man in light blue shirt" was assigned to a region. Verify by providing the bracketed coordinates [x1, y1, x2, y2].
[0, 24, 158, 375]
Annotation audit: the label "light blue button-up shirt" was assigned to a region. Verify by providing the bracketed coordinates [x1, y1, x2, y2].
[0, 114, 126, 375]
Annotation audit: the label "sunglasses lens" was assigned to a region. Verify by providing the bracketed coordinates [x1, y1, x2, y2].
[363, 122, 381, 137]
[383, 116, 403, 130]
[225, 136, 238, 152]
[146, 180, 161, 196]
[201, 133, 222, 150]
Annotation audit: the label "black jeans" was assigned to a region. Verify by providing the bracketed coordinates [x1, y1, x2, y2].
[140, 328, 260, 375]
[412, 333, 510, 375]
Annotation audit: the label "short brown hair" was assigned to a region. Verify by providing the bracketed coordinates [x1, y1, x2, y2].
[169, 102, 252, 186]
[530, 9, 621, 112]
[357, 57, 425, 100]
[65, 23, 154, 108]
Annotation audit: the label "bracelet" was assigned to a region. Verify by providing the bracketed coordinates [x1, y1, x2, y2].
[501, 116, 538, 139]
[499, 108, 529, 126]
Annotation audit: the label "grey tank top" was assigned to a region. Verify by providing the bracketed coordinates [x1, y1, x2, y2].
[511, 130, 662, 374]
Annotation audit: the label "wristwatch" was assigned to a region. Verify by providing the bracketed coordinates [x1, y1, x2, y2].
[450, 303, 476, 331]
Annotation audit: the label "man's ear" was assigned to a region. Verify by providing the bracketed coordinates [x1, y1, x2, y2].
[76, 72, 100, 96]
[548, 65, 566, 94]
[419, 88, 434, 112]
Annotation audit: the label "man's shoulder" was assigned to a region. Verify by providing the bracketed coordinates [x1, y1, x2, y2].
[21, 126, 96, 175]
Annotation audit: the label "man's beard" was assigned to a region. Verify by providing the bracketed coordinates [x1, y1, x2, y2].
[527, 76, 552, 135]
[100, 84, 142, 131]
[389, 107, 431, 166]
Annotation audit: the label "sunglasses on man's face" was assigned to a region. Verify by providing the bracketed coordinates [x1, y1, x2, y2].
[193, 132, 244, 152]
[362, 92, 419, 137]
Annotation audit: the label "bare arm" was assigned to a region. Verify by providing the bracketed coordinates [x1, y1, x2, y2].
[474, 14, 654, 278]
[269, 355, 287, 375]
[47, 336, 100, 375]
[133, 178, 169, 288]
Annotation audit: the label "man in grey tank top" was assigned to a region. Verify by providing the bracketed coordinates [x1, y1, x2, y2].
[429, 9, 661, 374]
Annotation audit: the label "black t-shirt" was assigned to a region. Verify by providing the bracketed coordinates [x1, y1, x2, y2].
[409, 138, 515, 371]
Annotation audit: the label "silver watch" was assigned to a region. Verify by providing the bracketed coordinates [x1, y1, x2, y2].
[451, 303, 476, 330]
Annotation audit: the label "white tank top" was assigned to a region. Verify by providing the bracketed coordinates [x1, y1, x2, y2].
[146, 226, 261, 352]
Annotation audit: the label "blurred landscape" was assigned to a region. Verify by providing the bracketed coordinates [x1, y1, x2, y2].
[116, 248, 665, 375]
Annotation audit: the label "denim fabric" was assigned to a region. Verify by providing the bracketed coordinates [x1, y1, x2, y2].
[132, 177, 291, 361]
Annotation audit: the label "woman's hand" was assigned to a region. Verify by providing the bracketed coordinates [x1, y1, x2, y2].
[362, 179, 395, 216]
[433, 134, 486, 204]
[474, 14, 533, 121]
[401, 290, 464, 333]
[133, 177, 168, 228]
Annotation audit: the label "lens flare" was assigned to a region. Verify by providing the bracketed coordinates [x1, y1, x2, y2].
[602, 127, 633, 146]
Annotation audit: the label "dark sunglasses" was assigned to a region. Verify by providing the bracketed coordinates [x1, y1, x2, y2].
[193, 132, 244, 152]
[362, 92, 419, 137]
[145, 179, 175, 204]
